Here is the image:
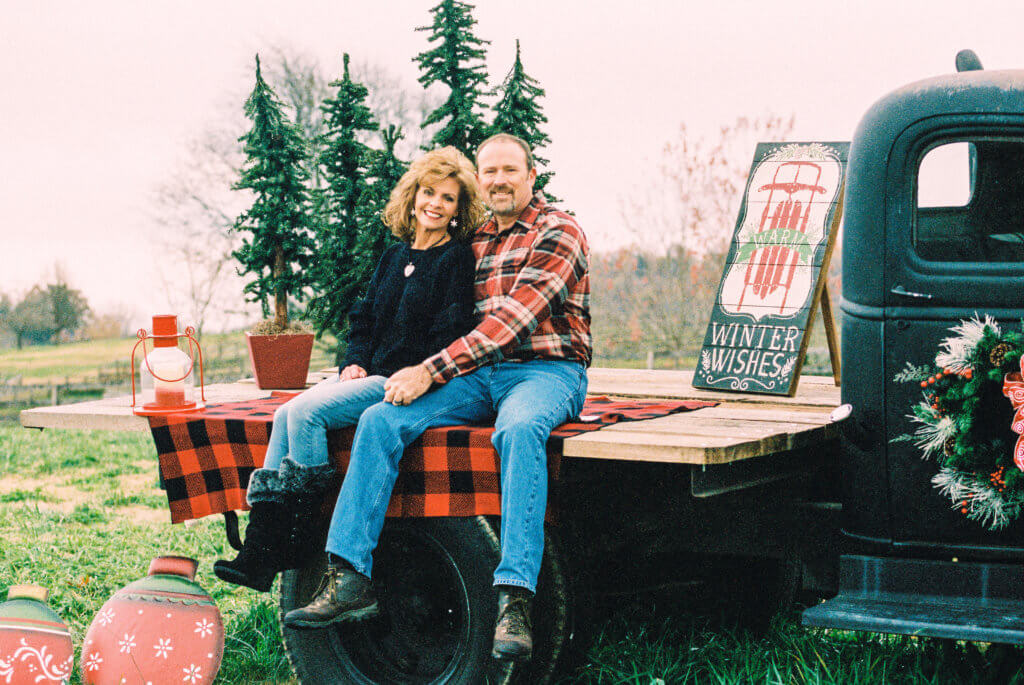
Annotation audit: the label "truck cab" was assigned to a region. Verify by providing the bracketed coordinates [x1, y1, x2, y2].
[804, 53, 1024, 640]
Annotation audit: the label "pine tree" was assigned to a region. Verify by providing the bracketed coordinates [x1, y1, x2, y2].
[231, 55, 314, 331]
[354, 125, 408, 284]
[306, 53, 379, 344]
[325, 126, 407, 363]
[414, 0, 491, 157]
[492, 40, 556, 197]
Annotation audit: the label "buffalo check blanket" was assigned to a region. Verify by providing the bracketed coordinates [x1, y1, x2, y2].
[147, 394, 715, 524]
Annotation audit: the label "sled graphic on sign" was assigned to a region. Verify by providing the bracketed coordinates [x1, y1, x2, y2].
[722, 145, 843, 321]
[694, 142, 848, 396]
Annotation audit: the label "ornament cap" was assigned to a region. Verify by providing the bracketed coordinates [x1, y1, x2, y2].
[148, 556, 199, 581]
[6, 584, 48, 603]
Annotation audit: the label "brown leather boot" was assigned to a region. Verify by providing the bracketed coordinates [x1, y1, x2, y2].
[491, 586, 533, 661]
[282, 564, 379, 629]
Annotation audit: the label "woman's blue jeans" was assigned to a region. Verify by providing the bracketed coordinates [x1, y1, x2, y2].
[261, 374, 388, 472]
[326, 360, 588, 593]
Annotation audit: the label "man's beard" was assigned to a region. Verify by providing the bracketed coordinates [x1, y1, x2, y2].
[488, 189, 517, 215]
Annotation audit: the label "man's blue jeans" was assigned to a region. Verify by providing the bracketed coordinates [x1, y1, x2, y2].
[326, 360, 588, 593]
[261, 374, 388, 472]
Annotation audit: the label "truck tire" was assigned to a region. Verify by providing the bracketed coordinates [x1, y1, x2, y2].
[278, 516, 570, 684]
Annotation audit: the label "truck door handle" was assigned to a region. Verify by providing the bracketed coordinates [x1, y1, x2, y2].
[890, 285, 933, 300]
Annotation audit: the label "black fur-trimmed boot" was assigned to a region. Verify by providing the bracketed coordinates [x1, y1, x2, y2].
[213, 458, 335, 591]
[276, 458, 338, 571]
[213, 499, 289, 592]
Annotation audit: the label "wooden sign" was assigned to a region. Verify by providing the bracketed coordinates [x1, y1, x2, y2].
[693, 141, 849, 396]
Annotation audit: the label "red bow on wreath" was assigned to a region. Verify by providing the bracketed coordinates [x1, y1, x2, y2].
[1002, 360, 1024, 471]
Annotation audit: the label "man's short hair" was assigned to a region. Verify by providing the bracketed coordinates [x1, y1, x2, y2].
[476, 133, 534, 170]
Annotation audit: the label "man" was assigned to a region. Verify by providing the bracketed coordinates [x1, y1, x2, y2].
[283, 133, 591, 661]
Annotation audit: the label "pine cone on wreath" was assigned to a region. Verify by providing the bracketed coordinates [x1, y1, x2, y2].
[990, 342, 1012, 368]
[943, 435, 958, 457]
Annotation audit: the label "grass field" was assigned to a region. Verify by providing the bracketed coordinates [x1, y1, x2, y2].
[2, 426, 1024, 684]
[0, 333, 338, 386]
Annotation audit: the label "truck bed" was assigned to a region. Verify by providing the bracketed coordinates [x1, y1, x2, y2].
[19, 368, 842, 466]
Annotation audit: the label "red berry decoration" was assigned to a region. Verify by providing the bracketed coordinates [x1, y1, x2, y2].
[0, 585, 73, 685]
[82, 556, 223, 684]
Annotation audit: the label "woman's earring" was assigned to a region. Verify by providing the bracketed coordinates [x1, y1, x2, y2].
[450, 218, 458, 228]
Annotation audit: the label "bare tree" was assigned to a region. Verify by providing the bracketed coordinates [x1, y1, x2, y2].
[620, 114, 795, 254]
[593, 114, 796, 364]
[263, 48, 442, 162]
[151, 123, 249, 337]
[348, 57, 443, 157]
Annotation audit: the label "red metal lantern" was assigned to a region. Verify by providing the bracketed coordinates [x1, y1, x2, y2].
[130, 315, 206, 416]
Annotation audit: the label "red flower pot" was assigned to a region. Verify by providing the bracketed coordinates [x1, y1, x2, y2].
[82, 556, 223, 685]
[0, 585, 73, 684]
[245, 332, 314, 389]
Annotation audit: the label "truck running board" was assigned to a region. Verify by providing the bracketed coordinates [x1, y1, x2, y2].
[802, 554, 1024, 644]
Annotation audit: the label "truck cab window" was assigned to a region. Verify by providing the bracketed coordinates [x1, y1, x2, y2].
[915, 139, 1024, 262]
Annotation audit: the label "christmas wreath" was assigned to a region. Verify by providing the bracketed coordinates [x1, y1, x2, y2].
[894, 315, 1024, 529]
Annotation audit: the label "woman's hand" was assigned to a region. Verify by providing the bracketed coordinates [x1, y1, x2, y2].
[340, 365, 368, 381]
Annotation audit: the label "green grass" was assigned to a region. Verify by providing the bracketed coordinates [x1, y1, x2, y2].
[3, 425, 1023, 684]
[0, 487, 57, 503]
[0, 425, 292, 684]
[561, 603, 1024, 684]
[0, 331, 338, 386]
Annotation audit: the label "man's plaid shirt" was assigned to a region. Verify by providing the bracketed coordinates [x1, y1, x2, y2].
[423, 192, 592, 383]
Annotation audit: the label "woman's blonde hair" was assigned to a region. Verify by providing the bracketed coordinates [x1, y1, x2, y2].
[382, 146, 486, 242]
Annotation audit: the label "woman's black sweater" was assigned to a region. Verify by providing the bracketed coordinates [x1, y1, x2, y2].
[342, 240, 477, 377]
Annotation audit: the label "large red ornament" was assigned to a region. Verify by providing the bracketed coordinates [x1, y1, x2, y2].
[82, 556, 223, 684]
[1002, 359, 1024, 471]
[0, 584, 74, 684]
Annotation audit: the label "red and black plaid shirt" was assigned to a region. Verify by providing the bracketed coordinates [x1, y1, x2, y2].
[424, 192, 592, 383]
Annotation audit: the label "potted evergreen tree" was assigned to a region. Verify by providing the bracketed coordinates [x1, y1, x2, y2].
[232, 55, 316, 389]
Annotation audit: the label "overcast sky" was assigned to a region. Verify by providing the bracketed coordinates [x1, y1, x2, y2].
[3, 0, 1024, 327]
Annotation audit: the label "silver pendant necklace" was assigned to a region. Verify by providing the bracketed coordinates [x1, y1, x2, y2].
[405, 234, 450, 278]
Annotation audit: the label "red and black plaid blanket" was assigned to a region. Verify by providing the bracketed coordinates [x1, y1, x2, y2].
[147, 394, 715, 524]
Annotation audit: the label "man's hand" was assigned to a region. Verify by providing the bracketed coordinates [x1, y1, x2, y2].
[384, 364, 433, 405]
[340, 365, 367, 381]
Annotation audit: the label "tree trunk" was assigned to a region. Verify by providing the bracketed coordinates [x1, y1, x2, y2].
[273, 247, 289, 330]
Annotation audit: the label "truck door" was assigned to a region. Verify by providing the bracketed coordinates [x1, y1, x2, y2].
[884, 118, 1024, 552]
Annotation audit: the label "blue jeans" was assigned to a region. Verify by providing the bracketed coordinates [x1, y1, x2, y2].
[261, 374, 388, 471]
[326, 360, 588, 593]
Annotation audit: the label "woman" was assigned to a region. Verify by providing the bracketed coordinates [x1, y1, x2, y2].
[215, 146, 485, 591]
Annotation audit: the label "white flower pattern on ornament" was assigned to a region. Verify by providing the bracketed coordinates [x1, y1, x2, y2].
[118, 633, 137, 654]
[96, 607, 115, 626]
[154, 638, 173, 659]
[9, 640, 73, 681]
[183, 663, 202, 683]
[194, 618, 214, 638]
[85, 652, 103, 671]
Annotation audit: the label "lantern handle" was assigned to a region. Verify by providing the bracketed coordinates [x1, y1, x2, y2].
[184, 326, 206, 402]
[129, 329, 148, 409]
